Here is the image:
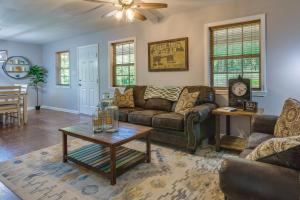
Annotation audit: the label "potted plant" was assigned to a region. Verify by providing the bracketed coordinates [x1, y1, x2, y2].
[28, 65, 47, 110]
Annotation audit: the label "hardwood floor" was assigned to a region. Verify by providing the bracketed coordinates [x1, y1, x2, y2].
[0, 109, 90, 200]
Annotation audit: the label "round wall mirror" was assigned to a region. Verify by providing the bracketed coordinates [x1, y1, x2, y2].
[2, 56, 31, 79]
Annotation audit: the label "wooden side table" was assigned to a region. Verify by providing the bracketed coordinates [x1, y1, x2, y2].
[213, 108, 263, 152]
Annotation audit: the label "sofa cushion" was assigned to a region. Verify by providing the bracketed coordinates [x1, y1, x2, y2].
[114, 88, 135, 108]
[259, 144, 300, 171]
[145, 98, 173, 112]
[184, 86, 215, 105]
[118, 107, 143, 122]
[274, 98, 300, 137]
[144, 86, 183, 101]
[175, 88, 199, 114]
[128, 110, 166, 126]
[132, 86, 147, 108]
[246, 136, 300, 161]
[246, 132, 274, 149]
[152, 112, 184, 131]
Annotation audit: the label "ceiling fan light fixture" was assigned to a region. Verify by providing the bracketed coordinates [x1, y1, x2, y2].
[115, 10, 123, 20]
[84, 0, 166, 22]
[126, 9, 134, 21]
[120, 0, 134, 5]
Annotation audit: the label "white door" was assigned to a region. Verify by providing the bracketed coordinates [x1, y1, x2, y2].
[78, 44, 99, 115]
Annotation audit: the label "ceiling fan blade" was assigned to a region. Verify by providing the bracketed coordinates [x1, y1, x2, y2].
[84, 0, 115, 5]
[133, 11, 147, 21]
[81, 4, 105, 15]
[101, 9, 119, 18]
[133, 3, 168, 9]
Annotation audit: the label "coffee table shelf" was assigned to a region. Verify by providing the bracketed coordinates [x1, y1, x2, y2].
[68, 144, 146, 175]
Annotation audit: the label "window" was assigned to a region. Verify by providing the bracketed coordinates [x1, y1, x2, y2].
[56, 51, 70, 86]
[210, 20, 261, 90]
[112, 40, 136, 87]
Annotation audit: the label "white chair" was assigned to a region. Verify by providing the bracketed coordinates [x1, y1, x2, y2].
[14, 84, 28, 124]
[14, 84, 28, 94]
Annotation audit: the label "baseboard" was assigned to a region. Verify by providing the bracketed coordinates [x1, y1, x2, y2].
[41, 105, 80, 114]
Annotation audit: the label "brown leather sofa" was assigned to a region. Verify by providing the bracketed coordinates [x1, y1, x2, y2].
[219, 115, 300, 200]
[118, 86, 217, 153]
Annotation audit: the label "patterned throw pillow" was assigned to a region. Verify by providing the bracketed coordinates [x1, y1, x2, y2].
[246, 136, 300, 161]
[274, 98, 300, 137]
[144, 86, 183, 101]
[114, 88, 135, 108]
[175, 88, 200, 115]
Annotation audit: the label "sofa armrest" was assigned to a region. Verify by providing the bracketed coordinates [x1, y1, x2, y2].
[219, 158, 300, 200]
[185, 103, 217, 123]
[184, 103, 217, 153]
[251, 115, 278, 134]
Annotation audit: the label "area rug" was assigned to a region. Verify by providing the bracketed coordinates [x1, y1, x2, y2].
[0, 139, 236, 200]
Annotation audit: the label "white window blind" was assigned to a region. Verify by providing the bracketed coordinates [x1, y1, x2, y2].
[210, 20, 261, 89]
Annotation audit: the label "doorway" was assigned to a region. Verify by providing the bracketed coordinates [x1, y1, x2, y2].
[77, 44, 99, 115]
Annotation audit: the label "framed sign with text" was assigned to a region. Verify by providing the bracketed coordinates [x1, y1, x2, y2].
[148, 37, 189, 72]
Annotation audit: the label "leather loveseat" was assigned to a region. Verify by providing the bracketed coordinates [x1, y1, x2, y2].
[118, 86, 217, 153]
[219, 115, 300, 200]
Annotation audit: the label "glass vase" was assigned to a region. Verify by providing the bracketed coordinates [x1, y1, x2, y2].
[105, 106, 119, 133]
[92, 106, 104, 133]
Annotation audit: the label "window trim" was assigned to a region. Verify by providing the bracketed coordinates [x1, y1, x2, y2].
[108, 37, 136, 89]
[56, 50, 71, 87]
[204, 14, 266, 97]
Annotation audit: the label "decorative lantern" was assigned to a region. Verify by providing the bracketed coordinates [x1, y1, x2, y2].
[105, 106, 119, 133]
[92, 105, 104, 133]
[100, 93, 114, 110]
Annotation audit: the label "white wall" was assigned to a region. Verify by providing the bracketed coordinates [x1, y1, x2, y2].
[42, 0, 300, 134]
[0, 40, 43, 107]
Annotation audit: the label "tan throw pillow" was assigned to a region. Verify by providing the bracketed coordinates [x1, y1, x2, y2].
[246, 136, 300, 161]
[114, 88, 135, 108]
[274, 98, 300, 137]
[175, 88, 200, 114]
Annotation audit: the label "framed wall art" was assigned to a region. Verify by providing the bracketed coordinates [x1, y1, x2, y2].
[148, 37, 189, 72]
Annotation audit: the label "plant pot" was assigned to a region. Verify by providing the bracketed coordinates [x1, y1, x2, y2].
[35, 106, 41, 110]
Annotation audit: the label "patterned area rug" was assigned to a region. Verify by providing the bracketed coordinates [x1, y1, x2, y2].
[0, 140, 236, 200]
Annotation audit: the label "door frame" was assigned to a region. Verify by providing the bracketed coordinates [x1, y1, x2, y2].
[77, 43, 100, 115]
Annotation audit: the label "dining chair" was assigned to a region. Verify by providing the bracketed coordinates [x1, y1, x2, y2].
[0, 86, 22, 126]
[14, 84, 28, 124]
[14, 84, 28, 94]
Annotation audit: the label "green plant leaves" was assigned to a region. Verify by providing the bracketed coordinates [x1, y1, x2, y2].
[28, 65, 47, 87]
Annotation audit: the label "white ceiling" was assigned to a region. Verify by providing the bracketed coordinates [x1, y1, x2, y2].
[0, 0, 229, 44]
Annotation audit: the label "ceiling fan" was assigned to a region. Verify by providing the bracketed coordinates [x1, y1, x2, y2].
[84, 0, 168, 21]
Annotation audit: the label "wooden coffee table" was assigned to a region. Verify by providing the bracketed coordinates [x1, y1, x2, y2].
[59, 123, 152, 185]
